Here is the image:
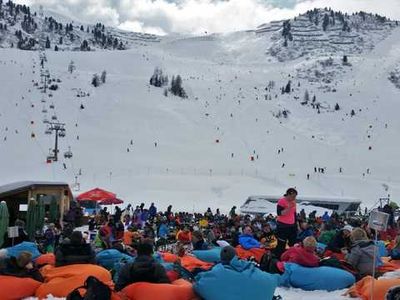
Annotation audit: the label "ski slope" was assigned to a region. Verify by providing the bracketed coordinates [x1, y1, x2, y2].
[1, 19, 400, 216]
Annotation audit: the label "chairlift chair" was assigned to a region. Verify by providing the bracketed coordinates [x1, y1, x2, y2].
[51, 115, 57, 120]
[64, 147, 73, 159]
[50, 103, 55, 109]
[58, 131, 66, 138]
[45, 128, 52, 135]
[42, 107, 48, 113]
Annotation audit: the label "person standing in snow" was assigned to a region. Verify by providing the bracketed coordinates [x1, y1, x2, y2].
[322, 211, 330, 223]
[274, 188, 298, 259]
[229, 206, 237, 218]
[149, 203, 157, 220]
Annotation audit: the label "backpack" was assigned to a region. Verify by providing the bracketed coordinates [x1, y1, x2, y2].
[386, 285, 400, 300]
[66, 276, 111, 300]
[259, 252, 280, 274]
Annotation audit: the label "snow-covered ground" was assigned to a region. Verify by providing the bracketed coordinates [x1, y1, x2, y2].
[1, 22, 400, 216]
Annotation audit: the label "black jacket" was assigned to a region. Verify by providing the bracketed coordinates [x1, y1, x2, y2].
[55, 241, 96, 267]
[2, 229, 29, 248]
[0, 257, 44, 282]
[327, 231, 351, 253]
[115, 255, 170, 291]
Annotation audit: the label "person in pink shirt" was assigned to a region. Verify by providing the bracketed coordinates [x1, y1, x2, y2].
[273, 188, 298, 259]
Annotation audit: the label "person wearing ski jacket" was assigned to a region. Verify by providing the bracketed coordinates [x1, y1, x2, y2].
[239, 226, 261, 250]
[346, 228, 377, 278]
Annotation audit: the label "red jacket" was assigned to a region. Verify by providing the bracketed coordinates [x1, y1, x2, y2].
[280, 244, 320, 267]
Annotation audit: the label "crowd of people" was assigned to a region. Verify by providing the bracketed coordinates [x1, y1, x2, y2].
[0, 188, 399, 299]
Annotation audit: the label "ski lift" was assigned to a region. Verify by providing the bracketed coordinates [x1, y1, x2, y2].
[64, 146, 73, 159]
[50, 103, 55, 109]
[46, 149, 54, 163]
[51, 115, 57, 120]
[42, 107, 48, 113]
[58, 130, 66, 138]
[45, 128, 52, 135]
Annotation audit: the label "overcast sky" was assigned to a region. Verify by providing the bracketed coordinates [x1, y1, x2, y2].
[14, 0, 400, 35]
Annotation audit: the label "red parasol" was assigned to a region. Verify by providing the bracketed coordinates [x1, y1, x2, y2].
[76, 188, 116, 202]
[99, 198, 124, 205]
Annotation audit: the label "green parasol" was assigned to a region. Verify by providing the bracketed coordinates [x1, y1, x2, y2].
[35, 197, 45, 232]
[0, 201, 9, 247]
[49, 198, 59, 223]
[26, 198, 37, 240]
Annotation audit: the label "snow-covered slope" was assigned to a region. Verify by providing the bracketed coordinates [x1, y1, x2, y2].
[1, 6, 400, 218]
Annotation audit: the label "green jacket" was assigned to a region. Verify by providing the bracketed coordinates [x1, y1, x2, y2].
[318, 230, 336, 245]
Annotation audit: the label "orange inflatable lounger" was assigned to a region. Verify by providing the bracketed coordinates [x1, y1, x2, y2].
[35, 264, 114, 299]
[346, 276, 400, 300]
[121, 279, 198, 300]
[0, 275, 42, 300]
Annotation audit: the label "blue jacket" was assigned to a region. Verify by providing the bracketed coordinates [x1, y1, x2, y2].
[239, 234, 261, 250]
[158, 224, 168, 238]
[194, 257, 280, 300]
[297, 228, 314, 242]
[149, 205, 157, 217]
[322, 212, 330, 222]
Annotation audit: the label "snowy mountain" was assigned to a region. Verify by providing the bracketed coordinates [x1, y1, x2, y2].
[257, 8, 398, 62]
[0, 3, 400, 216]
[0, 1, 160, 51]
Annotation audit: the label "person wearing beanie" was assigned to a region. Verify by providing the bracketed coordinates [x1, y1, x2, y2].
[326, 224, 352, 254]
[346, 228, 377, 279]
[220, 246, 236, 264]
[55, 231, 95, 267]
[115, 241, 170, 291]
[0, 251, 43, 282]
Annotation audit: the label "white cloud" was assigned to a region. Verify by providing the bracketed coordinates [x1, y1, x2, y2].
[14, 0, 400, 35]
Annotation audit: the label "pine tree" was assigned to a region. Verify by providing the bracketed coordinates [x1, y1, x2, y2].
[54, 45, 58, 51]
[169, 75, 187, 98]
[322, 14, 329, 31]
[80, 40, 89, 51]
[45, 36, 50, 49]
[335, 103, 340, 111]
[351, 109, 355, 117]
[68, 61, 75, 74]
[91, 74, 100, 87]
[342, 55, 348, 64]
[304, 90, 310, 102]
[284, 81, 291, 93]
[101, 70, 106, 84]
